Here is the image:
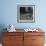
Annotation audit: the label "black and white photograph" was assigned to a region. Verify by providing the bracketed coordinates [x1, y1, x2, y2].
[17, 5, 35, 23]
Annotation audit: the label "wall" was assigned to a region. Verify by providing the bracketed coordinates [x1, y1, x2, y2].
[0, 0, 46, 29]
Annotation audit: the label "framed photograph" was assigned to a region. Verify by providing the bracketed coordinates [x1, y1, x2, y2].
[17, 5, 35, 23]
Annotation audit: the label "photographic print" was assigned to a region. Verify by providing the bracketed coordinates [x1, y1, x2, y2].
[17, 5, 35, 23]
